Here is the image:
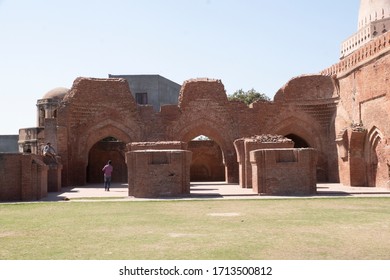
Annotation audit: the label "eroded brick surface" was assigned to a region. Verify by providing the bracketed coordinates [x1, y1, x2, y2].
[5, 30, 390, 201]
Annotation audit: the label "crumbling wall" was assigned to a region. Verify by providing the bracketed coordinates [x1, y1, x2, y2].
[26, 74, 339, 192]
[126, 142, 191, 198]
[335, 43, 390, 188]
[168, 79, 240, 183]
[0, 153, 48, 201]
[234, 135, 294, 188]
[250, 148, 317, 195]
[58, 77, 141, 186]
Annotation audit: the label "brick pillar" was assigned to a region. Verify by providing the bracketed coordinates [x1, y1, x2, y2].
[234, 137, 294, 188]
[233, 139, 245, 187]
[47, 163, 63, 192]
[126, 149, 192, 198]
[21, 155, 48, 201]
[250, 148, 317, 196]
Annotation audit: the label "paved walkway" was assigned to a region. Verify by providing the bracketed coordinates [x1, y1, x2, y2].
[41, 182, 390, 202]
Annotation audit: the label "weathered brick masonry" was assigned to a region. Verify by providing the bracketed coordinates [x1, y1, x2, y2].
[6, 22, 390, 200]
[234, 135, 295, 189]
[188, 140, 225, 181]
[38, 75, 340, 189]
[323, 31, 390, 188]
[0, 154, 48, 201]
[250, 148, 317, 195]
[126, 142, 191, 198]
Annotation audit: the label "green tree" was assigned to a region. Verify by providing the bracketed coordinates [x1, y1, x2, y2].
[228, 88, 270, 105]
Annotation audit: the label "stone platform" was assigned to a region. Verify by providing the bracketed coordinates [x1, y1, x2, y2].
[39, 182, 390, 202]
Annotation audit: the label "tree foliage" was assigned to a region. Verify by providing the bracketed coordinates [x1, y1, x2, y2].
[228, 88, 270, 105]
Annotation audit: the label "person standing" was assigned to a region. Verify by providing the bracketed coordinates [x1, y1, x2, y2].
[42, 142, 57, 163]
[102, 160, 113, 191]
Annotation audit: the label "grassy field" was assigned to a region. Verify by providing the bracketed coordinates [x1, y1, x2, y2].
[1, 197, 390, 260]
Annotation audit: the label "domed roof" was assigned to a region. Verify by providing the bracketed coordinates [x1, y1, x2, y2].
[42, 87, 69, 100]
[358, 0, 390, 29]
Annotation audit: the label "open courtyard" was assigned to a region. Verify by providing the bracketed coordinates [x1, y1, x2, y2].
[1, 183, 390, 260]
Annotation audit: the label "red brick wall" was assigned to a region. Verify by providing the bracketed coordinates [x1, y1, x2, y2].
[170, 79, 239, 183]
[0, 154, 47, 201]
[57, 77, 139, 186]
[126, 149, 192, 198]
[7, 31, 390, 201]
[250, 148, 317, 195]
[53, 76, 339, 187]
[334, 35, 390, 188]
[50, 59, 390, 190]
[319, 32, 390, 186]
[234, 137, 295, 188]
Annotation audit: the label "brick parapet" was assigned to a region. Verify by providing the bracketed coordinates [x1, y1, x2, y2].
[321, 31, 390, 77]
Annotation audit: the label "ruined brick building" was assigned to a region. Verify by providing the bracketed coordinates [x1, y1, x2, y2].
[2, 0, 390, 200]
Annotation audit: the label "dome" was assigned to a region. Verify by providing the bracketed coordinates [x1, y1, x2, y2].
[358, 0, 390, 29]
[42, 87, 69, 100]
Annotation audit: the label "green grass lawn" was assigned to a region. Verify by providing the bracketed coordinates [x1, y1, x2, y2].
[1, 197, 390, 260]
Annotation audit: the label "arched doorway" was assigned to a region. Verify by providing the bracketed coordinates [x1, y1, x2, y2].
[285, 134, 310, 148]
[86, 136, 127, 183]
[285, 133, 327, 182]
[175, 118, 238, 183]
[188, 135, 225, 182]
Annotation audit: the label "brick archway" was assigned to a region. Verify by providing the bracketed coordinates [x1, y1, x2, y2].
[188, 137, 225, 182]
[272, 116, 328, 182]
[285, 134, 310, 148]
[271, 117, 321, 150]
[83, 122, 136, 162]
[366, 126, 386, 187]
[71, 121, 136, 185]
[87, 137, 127, 184]
[174, 119, 238, 183]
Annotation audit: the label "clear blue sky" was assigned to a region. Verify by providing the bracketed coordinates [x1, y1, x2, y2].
[0, 0, 359, 135]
